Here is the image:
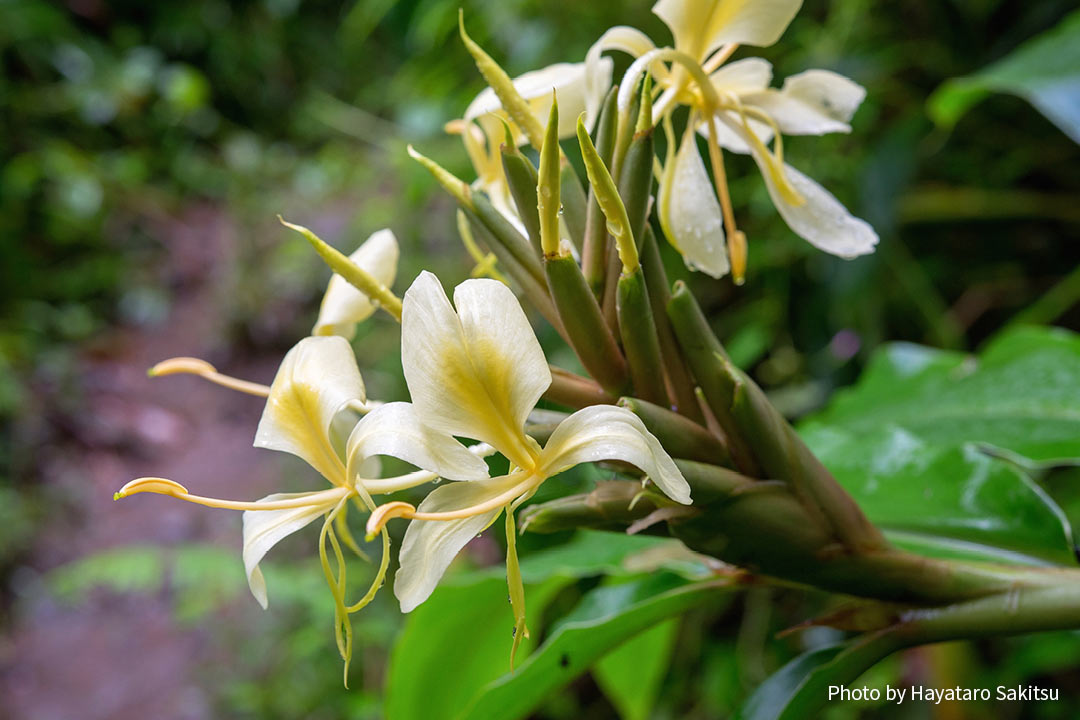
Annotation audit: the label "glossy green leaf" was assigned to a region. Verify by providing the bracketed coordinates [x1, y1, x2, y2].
[385, 574, 569, 720]
[806, 326, 1080, 464]
[593, 618, 679, 720]
[737, 633, 899, 720]
[928, 9, 1080, 143]
[800, 326, 1080, 565]
[385, 531, 684, 720]
[458, 573, 723, 720]
[803, 426, 1074, 565]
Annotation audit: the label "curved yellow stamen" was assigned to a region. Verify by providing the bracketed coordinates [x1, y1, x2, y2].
[619, 48, 720, 115]
[149, 357, 270, 397]
[114, 476, 351, 510]
[365, 501, 417, 540]
[364, 471, 539, 538]
[701, 43, 739, 74]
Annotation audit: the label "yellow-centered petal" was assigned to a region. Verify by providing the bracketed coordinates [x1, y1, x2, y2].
[254, 336, 366, 484]
[400, 273, 549, 470]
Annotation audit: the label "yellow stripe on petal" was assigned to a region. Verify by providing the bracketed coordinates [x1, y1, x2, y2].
[400, 273, 549, 470]
[255, 337, 366, 485]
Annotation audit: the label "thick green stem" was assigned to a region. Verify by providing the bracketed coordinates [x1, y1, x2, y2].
[582, 87, 619, 300]
[616, 268, 668, 406]
[640, 227, 702, 421]
[545, 255, 629, 396]
[501, 144, 542, 254]
[666, 282, 759, 476]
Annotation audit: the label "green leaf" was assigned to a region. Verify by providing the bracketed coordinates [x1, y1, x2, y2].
[458, 574, 724, 720]
[593, 618, 679, 720]
[807, 326, 1080, 464]
[928, 10, 1080, 143]
[384, 574, 569, 720]
[804, 426, 1074, 565]
[800, 326, 1080, 565]
[737, 633, 900, 720]
[385, 531, 684, 720]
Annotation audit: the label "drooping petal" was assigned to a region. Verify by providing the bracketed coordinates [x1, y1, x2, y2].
[538, 405, 692, 504]
[744, 69, 866, 135]
[243, 491, 340, 609]
[401, 272, 549, 469]
[254, 336, 365, 484]
[584, 26, 660, 122]
[313, 229, 399, 338]
[394, 472, 527, 612]
[755, 157, 878, 258]
[345, 401, 490, 482]
[465, 59, 613, 142]
[659, 128, 730, 278]
[653, 0, 803, 59]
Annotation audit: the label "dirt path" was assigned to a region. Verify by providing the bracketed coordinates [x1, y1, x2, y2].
[2, 206, 298, 720]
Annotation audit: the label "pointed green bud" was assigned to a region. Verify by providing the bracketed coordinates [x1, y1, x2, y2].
[407, 144, 474, 210]
[635, 72, 653, 135]
[538, 94, 563, 257]
[500, 144, 542, 253]
[278, 216, 402, 321]
[458, 10, 544, 150]
[576, 114, 638, 273]
[583, 86, 620, 299]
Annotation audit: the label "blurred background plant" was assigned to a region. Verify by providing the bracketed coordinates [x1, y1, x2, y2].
[1, 1, 1078, 718]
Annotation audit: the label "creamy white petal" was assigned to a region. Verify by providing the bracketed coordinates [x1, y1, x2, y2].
[753, 153, 878, 258]
[254, 337, 365, 483]
[710, 57, 773, 95]
[313, 229, 399, 338]
[744, 69, 866, 135]
[394, 473, 526, 612]
[401, 272, 549, 468]
[465, 59, 613, 141]
[653, 0, 802, 58]
[539, 405, 692, 504]
[243, 491, 338, 609]
[345, 401, 490, 482]
[584, 26, 659, 122]
[659, 131, 730, 278]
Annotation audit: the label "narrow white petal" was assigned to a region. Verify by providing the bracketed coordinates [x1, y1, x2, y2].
[394, 473, 524, 612]
[401, 272, 549, 468]
[539, 405, 692, 504]
[584, 26, 658, 122]
[757, 157, 878, 258]
[346, 401, 490, 482]
[660, 131, 730, 278]
[254, 337, 365, 483]
[653, 0, 802, 58]
[243, 491, 338, 608]
[744, 69, 866, 135]
[313, 229, 399, 338]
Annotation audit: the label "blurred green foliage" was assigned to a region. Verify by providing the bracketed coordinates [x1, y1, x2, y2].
[4, 0, 1080, 718]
